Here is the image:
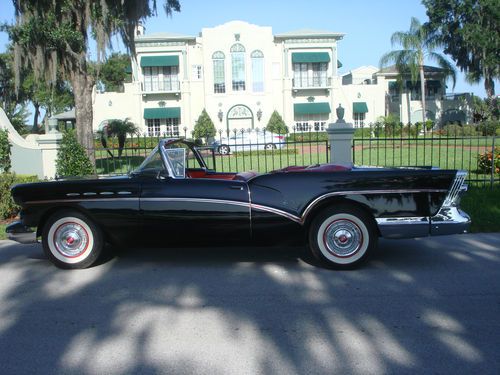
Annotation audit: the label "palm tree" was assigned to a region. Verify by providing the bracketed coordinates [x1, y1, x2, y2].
[380, 17, 457, 129]
[98, 118, 138, 158]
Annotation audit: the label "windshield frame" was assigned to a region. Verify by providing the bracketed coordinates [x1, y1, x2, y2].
[133, 139, 211, 179]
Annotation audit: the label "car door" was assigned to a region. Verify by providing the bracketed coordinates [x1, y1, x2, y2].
[140, 177, 251, 246]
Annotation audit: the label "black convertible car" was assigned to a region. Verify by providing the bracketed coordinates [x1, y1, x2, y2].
[7, 139, 470, 269]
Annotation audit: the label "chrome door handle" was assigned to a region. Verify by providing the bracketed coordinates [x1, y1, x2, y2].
[229, 186, 244, 191]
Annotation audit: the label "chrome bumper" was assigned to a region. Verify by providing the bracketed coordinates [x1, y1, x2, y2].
[5, 221, 37, 244]
[376, 207, 471, 239]
[430, 206, 471, 236]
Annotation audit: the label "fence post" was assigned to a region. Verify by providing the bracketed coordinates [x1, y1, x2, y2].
[326, 119, 355, 165]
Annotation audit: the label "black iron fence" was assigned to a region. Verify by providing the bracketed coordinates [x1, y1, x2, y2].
[90, 127, 329, 176]
[87, 124, 499, 187]
[352, 123, 499, 187]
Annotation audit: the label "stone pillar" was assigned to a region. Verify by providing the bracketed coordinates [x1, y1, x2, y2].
[326, 104, 355, 164]
[37, 118, 63, 179]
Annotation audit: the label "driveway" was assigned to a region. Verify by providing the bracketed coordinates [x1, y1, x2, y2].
[0, 234, 499, 374]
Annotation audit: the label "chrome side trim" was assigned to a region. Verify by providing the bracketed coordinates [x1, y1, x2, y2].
[140, 197, 250, 209]
[66, 193, 80, 197]
[375, 217, 428, 224]
[25, 198, 139, 205]
[83, 192, 97, 196]
[251, 204, 302, 224]
[301, 189, 448, 222]
[442, 171, 467, 207]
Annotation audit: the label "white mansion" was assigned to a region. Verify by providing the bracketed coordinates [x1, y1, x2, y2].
[92, 21, 471, 137]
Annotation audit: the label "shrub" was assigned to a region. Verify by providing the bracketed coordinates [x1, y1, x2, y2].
[443, 124, 478, 136]
[193, 109, 216, 143]
[354, 128, 372, 138]
[287, 132, 328, 142]
[266, 111, 288, 134]
[56, 130, 95, 177]
[477, 147, 500, 174]
[0, 173, 39, 220]
[477, 120, 500, 136]
[0, 129, 11, 173]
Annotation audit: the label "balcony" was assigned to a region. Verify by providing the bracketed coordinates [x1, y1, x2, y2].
[141, 81, 180, 95]
[292, 77, 332, 91]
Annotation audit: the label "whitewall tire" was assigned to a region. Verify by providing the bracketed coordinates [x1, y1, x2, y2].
[42, 210, 103, 269]
[309, 206, 377, 268]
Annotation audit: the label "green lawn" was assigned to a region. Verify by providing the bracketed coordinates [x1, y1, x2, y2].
[461, 187, 500, 233]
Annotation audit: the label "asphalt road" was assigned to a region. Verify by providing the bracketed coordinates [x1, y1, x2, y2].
[0, 234, 499, 375]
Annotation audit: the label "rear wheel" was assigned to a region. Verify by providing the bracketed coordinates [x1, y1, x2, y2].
[42, 210, 103, 269]
[218, 144, 230, 155]
[309, 205, 377, 269]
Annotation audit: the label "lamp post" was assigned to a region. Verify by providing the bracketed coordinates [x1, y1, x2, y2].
[218, 109, 223, 122]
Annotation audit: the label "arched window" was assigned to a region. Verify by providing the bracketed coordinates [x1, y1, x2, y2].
[230, 43, 246, 91]
[251, 50, 264, 92]
[212, 51, 225, 93]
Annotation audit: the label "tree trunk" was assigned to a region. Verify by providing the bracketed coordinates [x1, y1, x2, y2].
[485, 76, 495, 98]
[71, 70, 95, 165]
[32, 102, 40, 133]
[419, 64, 427, 134]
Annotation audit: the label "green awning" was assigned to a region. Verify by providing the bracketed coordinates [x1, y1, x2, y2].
[353, 102, 368, 113]
[144, 107, 180, 119]
[292, 52, 330, 64]
[140, 55, 179, 67]
[337, 60, 343, 68]
[294, 102, 331, 115]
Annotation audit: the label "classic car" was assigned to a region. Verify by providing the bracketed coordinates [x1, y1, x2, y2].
[6, 138, 470, 269]
[211, 129, 285, 155]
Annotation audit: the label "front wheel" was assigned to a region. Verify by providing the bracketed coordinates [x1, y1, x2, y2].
[309, 205, 377, 269]
[264, 143, 276, 150]
[42, 210, 104, 269]
[218, 144, 230, 155]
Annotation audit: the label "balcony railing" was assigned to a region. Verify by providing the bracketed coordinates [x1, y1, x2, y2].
[292, 77, 332, 89]
[141, 80, 180, 93]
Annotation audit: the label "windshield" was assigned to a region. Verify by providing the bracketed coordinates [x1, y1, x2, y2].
[133, 140, 214, 177]
[134, 147, 164, 173]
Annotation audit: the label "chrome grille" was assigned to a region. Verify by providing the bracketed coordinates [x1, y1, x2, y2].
[442, 171, 467, 207]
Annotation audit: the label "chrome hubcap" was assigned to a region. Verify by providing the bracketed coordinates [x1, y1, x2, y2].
[53, 222, 89, 257]
[324, 219, 362, 257]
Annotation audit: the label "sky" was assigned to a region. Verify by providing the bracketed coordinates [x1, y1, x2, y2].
[0, 0, 493, 103]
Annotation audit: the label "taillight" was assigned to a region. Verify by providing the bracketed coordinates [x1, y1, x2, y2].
[276, 136, 284, 140]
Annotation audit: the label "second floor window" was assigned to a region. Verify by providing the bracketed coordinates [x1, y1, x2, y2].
[293, 63, 328, 88]
[212, 51, 225, 93]
[143, 66, 179, 92]
[231, 43, 246, 91]
[251, 50, 264, 92]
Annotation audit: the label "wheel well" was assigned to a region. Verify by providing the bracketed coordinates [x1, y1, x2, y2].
[36, 206, 103, 239]
[302, 197, 380, 236]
